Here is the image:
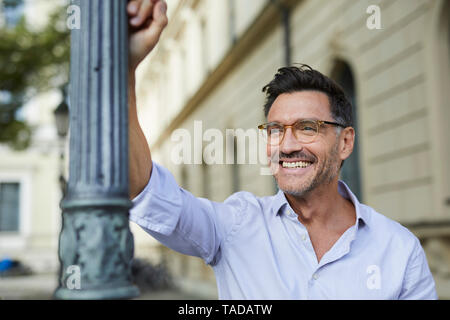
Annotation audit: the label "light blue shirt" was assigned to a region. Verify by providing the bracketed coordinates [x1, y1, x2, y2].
[130, 162, 438, 300]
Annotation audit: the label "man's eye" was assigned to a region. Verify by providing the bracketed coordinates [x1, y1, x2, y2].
[268, 127, 283, 135]
[298, 122, 317, 132]
[298, 125, 314, 131]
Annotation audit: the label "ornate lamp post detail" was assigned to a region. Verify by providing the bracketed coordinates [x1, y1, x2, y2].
[54, 0, 139, 299]
[54, 86, 69, 198]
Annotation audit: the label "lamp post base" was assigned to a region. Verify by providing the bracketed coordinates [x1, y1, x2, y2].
[56, 199, 140, 300]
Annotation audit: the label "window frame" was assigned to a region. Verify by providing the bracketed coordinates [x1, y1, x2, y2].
[330, 59, 364, 201]
[424, 0, 450, 221]
[0, 171, 32, 250]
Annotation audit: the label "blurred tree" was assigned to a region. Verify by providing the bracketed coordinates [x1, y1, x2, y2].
[0, 0, 70, 150]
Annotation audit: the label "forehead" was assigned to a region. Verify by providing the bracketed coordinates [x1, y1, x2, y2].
[267, 90, 332, 124]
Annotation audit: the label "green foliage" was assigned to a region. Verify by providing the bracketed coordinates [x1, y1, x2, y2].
[0, 4, 70, 150]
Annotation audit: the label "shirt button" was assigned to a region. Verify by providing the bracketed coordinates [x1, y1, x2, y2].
[301, 234, 307, 241]
[312, 273, 319, 280]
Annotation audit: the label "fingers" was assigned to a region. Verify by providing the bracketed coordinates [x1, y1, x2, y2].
[128, 0, 168, 69]
[127, 0, 140, 16]
[129, 0, 158, 27]
[142, 1, 168, 41]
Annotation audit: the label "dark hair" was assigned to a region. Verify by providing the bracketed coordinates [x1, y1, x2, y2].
[262, 64, 353, 128]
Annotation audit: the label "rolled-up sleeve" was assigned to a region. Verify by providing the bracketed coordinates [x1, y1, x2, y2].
[130, 161, 246, 265]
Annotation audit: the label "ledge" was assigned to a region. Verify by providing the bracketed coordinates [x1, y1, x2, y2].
[404, 220, 450, 238]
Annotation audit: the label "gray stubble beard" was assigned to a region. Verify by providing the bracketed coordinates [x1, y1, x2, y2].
[275, 141, 341, 198]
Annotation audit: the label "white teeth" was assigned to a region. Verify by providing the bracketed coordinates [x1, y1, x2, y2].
[282, 161, 312, 168]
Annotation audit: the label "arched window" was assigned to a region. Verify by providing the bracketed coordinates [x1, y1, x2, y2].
[226, 129, 240, 194]
[231, 136, 240, 193]
[180, 165, 189, 190]
[201, 162, 210, 198]
[437, 1, 450, 207]
[422, 0, 450, 218]
[331, 60, 363, 200]
[446, 2, 450, 206]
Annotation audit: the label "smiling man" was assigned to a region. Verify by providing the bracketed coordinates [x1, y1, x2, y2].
[127, 0, 437, 299]
[260, 77, 358, 265]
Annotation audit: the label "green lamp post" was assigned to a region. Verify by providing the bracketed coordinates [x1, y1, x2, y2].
[54, 0, 139, 299]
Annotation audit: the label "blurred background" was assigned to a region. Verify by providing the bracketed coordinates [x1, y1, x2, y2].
[0, 0, 449, 299]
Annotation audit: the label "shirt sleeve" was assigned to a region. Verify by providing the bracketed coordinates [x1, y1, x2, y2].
[129, 161, 247, 265]
[398, 238, 438, 300]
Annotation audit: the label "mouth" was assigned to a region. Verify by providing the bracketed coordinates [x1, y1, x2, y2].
[279, 160, 314, 169]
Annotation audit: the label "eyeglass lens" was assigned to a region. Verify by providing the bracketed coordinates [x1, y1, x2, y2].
[265, 120, 319, 145]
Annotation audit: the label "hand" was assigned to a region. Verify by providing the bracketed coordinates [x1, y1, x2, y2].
[128, 0, 168, 71]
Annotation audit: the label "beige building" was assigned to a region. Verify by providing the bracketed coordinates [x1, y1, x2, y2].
[0, 90, 63, 274]
[0, 0, 67, 274]
[2, 0, 448, 300]
[133, 0, 450, 298]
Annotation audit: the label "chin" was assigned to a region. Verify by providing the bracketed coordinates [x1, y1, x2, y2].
[281, 188, 309, 197]
[276, 178, 315, 197]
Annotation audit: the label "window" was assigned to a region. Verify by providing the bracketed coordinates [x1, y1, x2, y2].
[231, 136, 240, 193]
[2, 0, 24, 27]
[181, 47, 188, 99]
[437, 1, 450, 207]
[331, 60, 363, 200]
[201, 162, 210, 198]
[226, 130, 241, 194]
[446, 2, 450, 204]
[228, 0, 237, 44]
[0, 182, 20, 232]
[200, 17, 210, 75]
[180, 165, 189, 189]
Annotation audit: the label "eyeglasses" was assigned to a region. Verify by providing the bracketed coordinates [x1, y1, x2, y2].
[258, 119, 346, 146]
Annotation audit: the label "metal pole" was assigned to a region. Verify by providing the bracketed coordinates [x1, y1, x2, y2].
[281, 5, 291, 66]
[54, 0, 139, 299]
[270, 0, 292, 66]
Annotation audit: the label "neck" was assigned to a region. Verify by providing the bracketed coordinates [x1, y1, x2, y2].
[284, 179, 355, 232]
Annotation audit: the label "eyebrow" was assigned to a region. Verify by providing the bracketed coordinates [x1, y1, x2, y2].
[267, 118, 321, 125]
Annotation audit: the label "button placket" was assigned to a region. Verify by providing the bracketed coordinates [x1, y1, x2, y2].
[284, 207, 317, 270]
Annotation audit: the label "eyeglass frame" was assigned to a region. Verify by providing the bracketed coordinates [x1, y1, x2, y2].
[258, 118, 347, 146]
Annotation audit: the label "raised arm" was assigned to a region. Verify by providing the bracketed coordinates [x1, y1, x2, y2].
[126, 1, 246, 265]
[127, 0, 168, 199]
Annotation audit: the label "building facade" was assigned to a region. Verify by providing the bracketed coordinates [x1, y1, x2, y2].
[134, 0, 450, 298]
[0, 0, 67, 274]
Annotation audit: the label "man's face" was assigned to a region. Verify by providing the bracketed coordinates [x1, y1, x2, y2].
[266, 90, 353, 197]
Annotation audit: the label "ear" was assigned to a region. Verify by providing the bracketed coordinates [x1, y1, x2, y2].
[339, 127, 355, 161]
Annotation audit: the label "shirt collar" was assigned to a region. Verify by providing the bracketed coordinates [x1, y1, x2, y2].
[337, 180, 370, 230]
[271, 180, 370, 229]
[271, 188, 289, 217]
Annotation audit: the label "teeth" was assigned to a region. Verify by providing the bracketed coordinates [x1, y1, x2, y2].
[282, 161, 312, 168]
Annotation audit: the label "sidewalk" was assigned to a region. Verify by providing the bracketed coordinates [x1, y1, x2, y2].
[137, 289, 207, 300]
[0, 273, 210, 300]
[0, 273, 57, 300]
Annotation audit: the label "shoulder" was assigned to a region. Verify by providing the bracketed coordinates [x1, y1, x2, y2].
[362, 203, 421, 253]
[223, 191, 278, 215]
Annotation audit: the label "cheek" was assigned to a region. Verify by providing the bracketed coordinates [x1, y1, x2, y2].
[266, 144, 277, 160]
[314, 137, 338, 159]
[325, 142, 341, 163]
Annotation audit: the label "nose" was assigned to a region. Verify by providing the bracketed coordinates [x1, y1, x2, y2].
[279, 127, 303, 155]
